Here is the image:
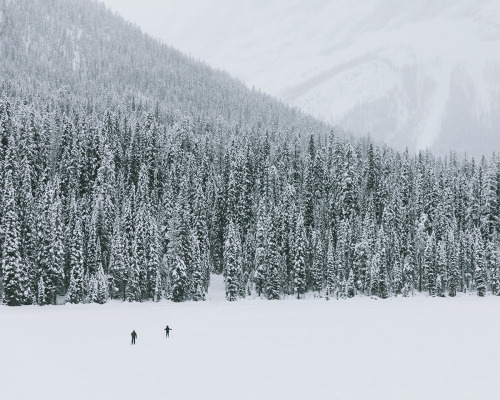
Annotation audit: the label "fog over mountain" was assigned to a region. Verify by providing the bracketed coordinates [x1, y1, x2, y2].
[102, 0, 500, 157]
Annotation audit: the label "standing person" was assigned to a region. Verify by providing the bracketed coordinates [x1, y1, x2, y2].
[131, 330, 137, 345]
[164, 325, 173, 338]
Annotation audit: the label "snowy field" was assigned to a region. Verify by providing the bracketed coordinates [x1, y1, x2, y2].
[2, 279, 500, 400]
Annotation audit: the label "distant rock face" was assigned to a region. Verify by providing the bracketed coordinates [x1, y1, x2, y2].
[103, 0, 500, 157]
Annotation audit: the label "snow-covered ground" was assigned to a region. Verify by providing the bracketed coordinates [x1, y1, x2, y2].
[2, 278, 499, 399]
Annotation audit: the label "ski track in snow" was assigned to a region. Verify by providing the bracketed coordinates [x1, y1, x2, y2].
[2, 292, 500, 400]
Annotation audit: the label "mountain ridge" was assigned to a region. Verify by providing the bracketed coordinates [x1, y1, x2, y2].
[101, 0, 500, 157]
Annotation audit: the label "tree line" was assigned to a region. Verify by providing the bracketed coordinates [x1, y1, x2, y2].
[1, 97, 499, 305]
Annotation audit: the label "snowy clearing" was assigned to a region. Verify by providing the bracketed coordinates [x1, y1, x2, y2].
[2, 290, 499, 400]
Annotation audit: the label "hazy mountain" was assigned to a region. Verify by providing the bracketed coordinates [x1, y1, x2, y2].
[0, 0, 324, 135]
[102, 0, 500, 157]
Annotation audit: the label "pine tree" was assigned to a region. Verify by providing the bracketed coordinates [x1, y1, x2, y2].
[109, 213, 127, 300]
[424, 233, 436, 296]
[447, 234, 460, 297]
[87, 229, 108, 304]
[170, 255, 188, 302]
[310, 230, 324, 296]
[265, 214, 281, 300]
[190, 230, 206, 301]
[473, 229, 487, 297]
[292, 213, 307, 299]
[37, 181, 65, 305]
[435, 240, 447, 297]
[346, 268, 356, 298]
[38, 276, 47, 306]
[490, 235, 500, 295]
[253, 200, 269, 297]
[223, 220, 242, 301]
[147, 215, 163, 301]
[353, 214, 372, 294]
[325, 236, 338, 300]
[2, 170, 32, 305]
[66, 218, 85, 304]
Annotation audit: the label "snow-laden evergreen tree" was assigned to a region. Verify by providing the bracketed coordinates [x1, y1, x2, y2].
[66, 217, 85, 304]
[37, 276, 47, 306]
[190, 229, 206, 301]
[368, 251, 380, 297]
[424, 233, 436, 296]
[133, 205, 149, 300]
[346, 268, 356, 298]
[92, 141, 116, 272]
[166, 203, 189, 301]
[125, 235, 141, 302]
[170, 255, 188, 302]
[36, 180, 65, 305]
[325, 236, 338, 300]
[1, 170, 31, 305]
[489, 234, 500, 295]
[86, 224, 108, 304]
[472, 229, 487, 297]
[353, 213, 373, 294]
[436, 240, 448, 297]
[335, 218, 351, 283]
[292, 213, 307, 299]
[253, 200, 269, 297]
[109, 213, 127, 300]
[447, 232, 460, 297]
[265, 212, 282, 300]
[147, 215, 163, 301]
[223, 219, 243, 301]
[376, 227, 389, 299]
[392, 253, 403, 297]
[310, 230, 324, 296]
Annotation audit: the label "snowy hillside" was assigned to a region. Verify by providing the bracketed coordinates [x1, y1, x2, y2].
[103, 0, 500, 156]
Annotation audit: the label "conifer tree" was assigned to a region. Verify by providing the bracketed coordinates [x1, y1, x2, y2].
[424, 233, 436, 296]
[346, 268, 356, 298]
[253, 200, 269, 297]
[147, 215, 163, 301]
[190, 230, 206, 301]
[170, 255, 188, 302]
[293, 213, 307, 299]
[2, 170, 31, 305]
[265, 214, 282, 300]
[353, 214, 372, 293]
[436, 241, 447, 297]
[109, 213, 127, 300]
[223, 220, 242, 301]
[310, 230, 324, 296]
[66, 218, 85, 304]
[325, 236, 338, 300]
[377, 228, 389, 299]
[447, 236, 460, 297]
[473, 229, 487, 297]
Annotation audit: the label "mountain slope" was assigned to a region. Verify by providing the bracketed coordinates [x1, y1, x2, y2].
[0, 0, 324, 135]
[102, 0, 500, 156]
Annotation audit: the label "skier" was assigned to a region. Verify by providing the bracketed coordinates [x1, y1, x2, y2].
[164, 325, 173, 338]
[131, 330, 137, 345]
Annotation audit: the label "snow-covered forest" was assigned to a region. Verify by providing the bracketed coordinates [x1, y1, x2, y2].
[1, 0, 500, 306]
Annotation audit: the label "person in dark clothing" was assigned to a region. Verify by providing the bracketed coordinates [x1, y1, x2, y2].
[164, 325, 173, 338]
[131, 330, 137, 344]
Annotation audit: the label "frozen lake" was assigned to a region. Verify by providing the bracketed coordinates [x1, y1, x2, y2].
[2, 288, 499, 400]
